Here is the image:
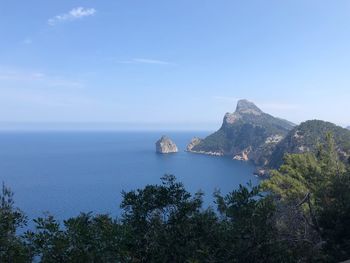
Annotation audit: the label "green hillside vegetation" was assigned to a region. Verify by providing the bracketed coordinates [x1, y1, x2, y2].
[1, 137, 350, 262]
[269, 120, 350, 168]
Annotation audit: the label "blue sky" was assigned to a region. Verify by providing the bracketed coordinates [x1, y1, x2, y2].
[0, 0, 349, 130]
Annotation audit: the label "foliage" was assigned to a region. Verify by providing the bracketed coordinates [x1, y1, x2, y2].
[263, 133, 350, 262]
[1, 138, 350, 262]
[119, 175, 221, 262]
[214, 184, 293, 262]
[25, 212, 123, 263]
[0, 183, 32, 262]
[270, 120, 350, 168]
[263, 134, 345, 203]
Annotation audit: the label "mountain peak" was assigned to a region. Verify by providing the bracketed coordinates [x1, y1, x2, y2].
[235, 99, 262, 115]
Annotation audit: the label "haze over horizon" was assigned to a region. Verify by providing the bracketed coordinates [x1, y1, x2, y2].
[1, 1, 350, 130]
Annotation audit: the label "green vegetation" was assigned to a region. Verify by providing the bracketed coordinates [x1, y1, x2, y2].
[0, 184, 31, 261]
[1, 136, 350, 262]
[269, 120, 350, 168]
[263, 134, 350, 261]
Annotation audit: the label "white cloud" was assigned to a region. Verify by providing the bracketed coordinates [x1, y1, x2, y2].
[48, 7, 96, 26]
[118, 58, 174, 65]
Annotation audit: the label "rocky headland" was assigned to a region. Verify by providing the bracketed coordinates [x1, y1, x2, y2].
[186, 99, 294, 166]
[186, 99, 350, 173]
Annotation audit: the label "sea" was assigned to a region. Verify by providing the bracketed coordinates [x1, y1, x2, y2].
[0, 131, 258, 222]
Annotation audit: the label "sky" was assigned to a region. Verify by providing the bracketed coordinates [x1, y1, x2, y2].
[0, 0, 349, 130]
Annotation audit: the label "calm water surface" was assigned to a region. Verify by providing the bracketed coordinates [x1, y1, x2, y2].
[0, 131, 258, 221]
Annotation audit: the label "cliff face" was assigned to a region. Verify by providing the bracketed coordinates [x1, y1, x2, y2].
[188, 99, 294, 166]
[186, 137, 202, 152]
[156, 136, 178, 154]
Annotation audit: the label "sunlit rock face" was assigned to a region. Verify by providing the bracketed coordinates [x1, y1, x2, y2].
[156, 136, 178, 154]
[186, 137, 202, 152]
[187, 99, 295, 166]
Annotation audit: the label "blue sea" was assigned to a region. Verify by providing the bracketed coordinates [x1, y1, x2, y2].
[0, 131, 258, 222]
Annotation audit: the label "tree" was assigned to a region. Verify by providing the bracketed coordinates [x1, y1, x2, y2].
[27, 212, 124, 263]
[262, 134, 350, 262]
[1, 153, 349, 262]
[0, 183, 32, 262]
[215, 183, 293, 262]
[120, 174, 220, 262]
[317, 169, 350, 261]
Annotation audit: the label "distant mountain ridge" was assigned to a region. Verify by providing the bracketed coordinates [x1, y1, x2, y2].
[269, 120, 350, 168]
[189, 100, 295, 166]
[188, 100, 350, 169]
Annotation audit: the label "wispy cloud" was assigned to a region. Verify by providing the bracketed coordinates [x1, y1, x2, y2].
[48, 7, 96, 26]
[0, 71, 44, 81]
[0, 68, 84, 89]
[47, 79, 83, 89]
[23, 38, 33, 45]
[118, 58, 174, 65]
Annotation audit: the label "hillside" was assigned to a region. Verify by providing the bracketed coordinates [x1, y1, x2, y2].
[269, 120, 350, 168]
[188, 99, 295, 166]
[188, 101, 350, 170]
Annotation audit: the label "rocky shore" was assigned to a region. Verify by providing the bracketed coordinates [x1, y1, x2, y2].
[187, 150, 224, 156]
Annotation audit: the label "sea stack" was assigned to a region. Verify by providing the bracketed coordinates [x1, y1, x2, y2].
[156, 136, 178, 154]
